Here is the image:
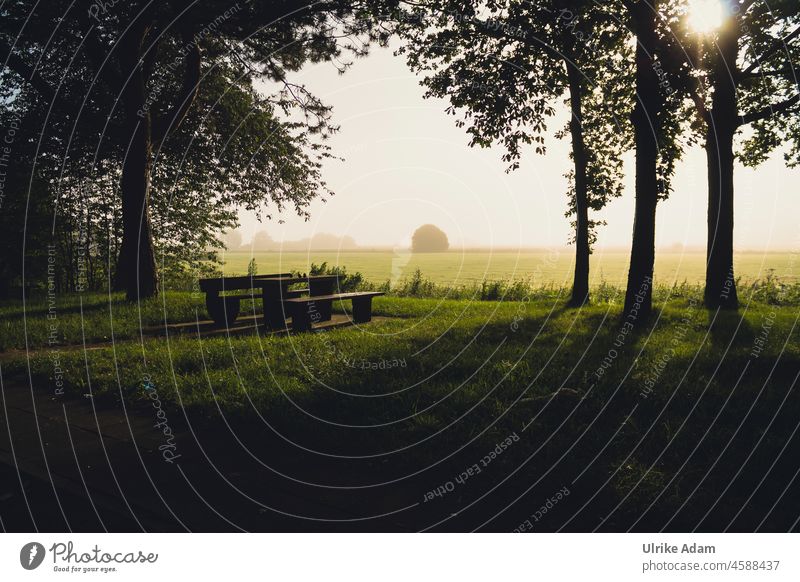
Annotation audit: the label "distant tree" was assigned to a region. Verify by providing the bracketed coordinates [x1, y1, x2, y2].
[250, 231, 276, 251]
[307, 233, 360, 250]
[412, 224, 449, 253]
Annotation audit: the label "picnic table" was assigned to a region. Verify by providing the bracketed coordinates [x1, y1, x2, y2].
[198, 273, 383, 331]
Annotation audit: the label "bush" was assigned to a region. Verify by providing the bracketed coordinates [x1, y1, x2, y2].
[306, 262, 367, 292]
[411, 224, 449, 253]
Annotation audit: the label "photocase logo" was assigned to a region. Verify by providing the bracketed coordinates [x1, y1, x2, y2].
[20, 542, 46, 570]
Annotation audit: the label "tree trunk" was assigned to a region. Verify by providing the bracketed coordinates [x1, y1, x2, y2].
[704, 126, 737, 308]
[565, 57, 591, 306]
[115, 23, 158, 301]
[623, 3, 661, 320]
[704, 23, 739, 309]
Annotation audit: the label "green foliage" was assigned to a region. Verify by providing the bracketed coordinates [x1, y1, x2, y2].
[0, 172, 58, 297]
[247, 258, 258, 278]
[306, 262, 365, 292]
[397, 0, 634, 248]
[393, 268, 437, 297]
[746, 270, 800, 305]
[0, 1, 395, 295]
[735, 3, 800, 167]
[664, 0, 800, 167]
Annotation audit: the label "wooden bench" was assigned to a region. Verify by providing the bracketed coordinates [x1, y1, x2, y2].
[199, 273, 293, 326]
[284, 292, 384, 331]
[198, 273, 341, 328]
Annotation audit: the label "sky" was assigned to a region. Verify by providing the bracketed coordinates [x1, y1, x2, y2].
[240, 43, 799, 251]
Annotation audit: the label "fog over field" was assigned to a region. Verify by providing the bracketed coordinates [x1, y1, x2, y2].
[238, 43, 800, 254]
[221, 250, 799, 286]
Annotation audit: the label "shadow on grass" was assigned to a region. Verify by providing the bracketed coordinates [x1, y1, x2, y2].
[706, 307, 757, 350]
[8, 297, 799, 531]
[0, 293, 121, 321]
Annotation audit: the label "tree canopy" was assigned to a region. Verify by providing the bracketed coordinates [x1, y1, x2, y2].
[412, 224, 449, 253]
[0, 0, 394, 297]
[396, 0, 635, 304]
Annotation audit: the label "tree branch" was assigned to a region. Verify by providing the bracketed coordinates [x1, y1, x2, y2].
[739, 65, 799, 81]
[0, 38, 57, 101]
[740, 92, 800, 125]
[739, 0, 761, 13]
[741, 25, 800, 75]
[152, 28, 201, 145]
[688, 85, 711, 124]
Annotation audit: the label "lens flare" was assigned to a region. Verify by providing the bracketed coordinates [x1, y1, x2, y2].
[688, 0, 723, 33]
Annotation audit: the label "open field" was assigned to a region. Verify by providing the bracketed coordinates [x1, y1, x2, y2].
[219, 250, 800, 286]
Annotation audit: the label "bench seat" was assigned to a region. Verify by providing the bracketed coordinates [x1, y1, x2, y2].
[284, 292, 384, 331]
[205, 287, 308, 327]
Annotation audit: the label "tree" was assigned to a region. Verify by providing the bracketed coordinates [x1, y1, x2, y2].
[396, 0, 631, 305]
[250, 231, 276, 251]
[621, 0, 685, 319]
[412, 224, 449, 252]
[665, 0, 800, 309]
[0, 23, 338, 294]
[554, 2, 633, 305]
[1, 0, 391, 300]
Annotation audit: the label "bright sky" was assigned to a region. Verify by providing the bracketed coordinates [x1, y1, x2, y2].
[242, 44, 799, 251]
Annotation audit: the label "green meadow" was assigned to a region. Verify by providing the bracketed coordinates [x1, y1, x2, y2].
[1, 243, 797, 531]
[3, 278, 799, 529]
[219, 250, 799, 287]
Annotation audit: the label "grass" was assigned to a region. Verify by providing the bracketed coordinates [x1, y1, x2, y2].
[3, 270, 799, 530]
[3, 282, 799, 529]
[0, 291, 210, 351]
[15, 292, 797, 420]
[4, 269, 797, 352]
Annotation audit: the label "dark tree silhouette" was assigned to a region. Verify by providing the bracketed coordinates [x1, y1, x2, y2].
[412, 224, 450, 253]
[624, 2, 662, 319]
[622, 0, 685, 319]
[1, 1, 391, 301]
[665, 1, 800, 309]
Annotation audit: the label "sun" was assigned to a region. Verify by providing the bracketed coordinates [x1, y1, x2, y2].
[687, 0, 723, 33]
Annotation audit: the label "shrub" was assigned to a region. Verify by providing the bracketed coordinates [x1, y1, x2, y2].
[411, 224, 449, 253]
[306, 262, 366, 292]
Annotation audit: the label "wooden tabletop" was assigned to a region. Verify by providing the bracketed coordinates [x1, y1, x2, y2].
[199, 274, 339, 292]
[257, 275, 339, 283]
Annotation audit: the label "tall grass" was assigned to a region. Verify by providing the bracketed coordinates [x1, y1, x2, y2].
[309, 264, 800, 305]
[3, 268, 799, 352]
